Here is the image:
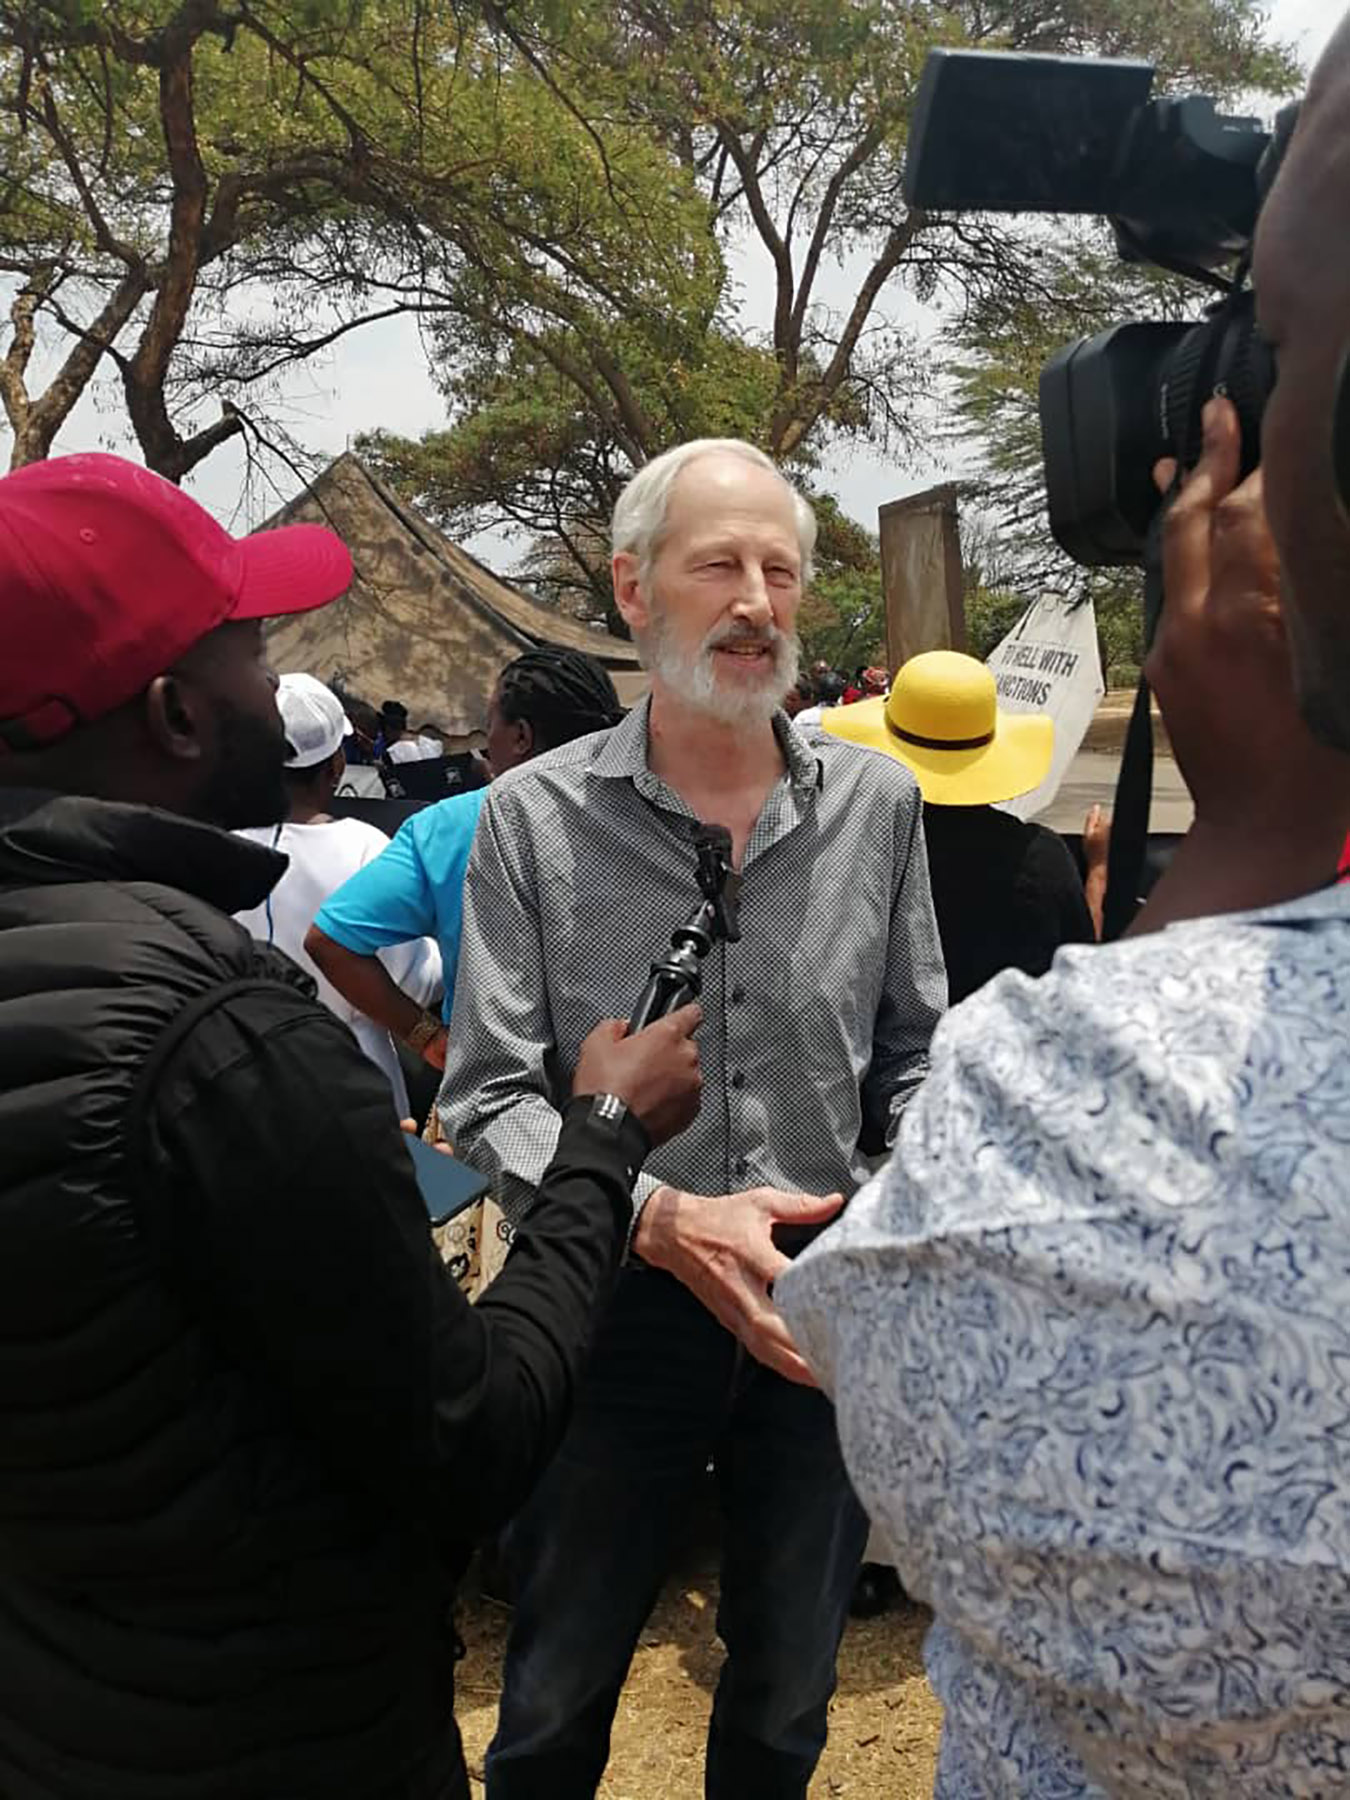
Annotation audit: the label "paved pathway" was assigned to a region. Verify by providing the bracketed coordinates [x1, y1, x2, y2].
[1039, 749, 1193, 835]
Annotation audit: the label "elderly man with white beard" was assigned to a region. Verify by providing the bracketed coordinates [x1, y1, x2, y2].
[440, 438, 946, 1799]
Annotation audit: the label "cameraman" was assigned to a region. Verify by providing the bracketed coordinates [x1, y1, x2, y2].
[781, 22, 1350, 1797]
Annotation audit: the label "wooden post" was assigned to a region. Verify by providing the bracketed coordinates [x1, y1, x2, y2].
[878, 483, 965, 673]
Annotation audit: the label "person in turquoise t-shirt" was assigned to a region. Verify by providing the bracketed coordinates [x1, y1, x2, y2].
[306, 647, 624, 1072]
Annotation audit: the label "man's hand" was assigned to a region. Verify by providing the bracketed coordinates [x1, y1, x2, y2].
[1147, 396, 1289, 822]
[421, 1026, 448, 1071]
[1131, 393, 1350, 930]
[633, 1185, 845, 1387]
[399, 1118, 451, 1153]
[572, 1005, 703, 1146]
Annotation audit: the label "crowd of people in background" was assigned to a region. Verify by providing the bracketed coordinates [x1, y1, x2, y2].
[1, 19, 1348, 1800]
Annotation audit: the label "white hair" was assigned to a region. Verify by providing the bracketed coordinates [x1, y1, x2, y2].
[611, 438, 817, 587]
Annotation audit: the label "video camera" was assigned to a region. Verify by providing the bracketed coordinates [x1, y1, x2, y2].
[903, 49, 1298, 567]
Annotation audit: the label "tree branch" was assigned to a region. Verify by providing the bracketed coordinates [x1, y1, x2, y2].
[38, 81, 140, 265]
[716, 122, 796, 375]
[121, 5, 217, 476]
[788, 122, 883, 346]
[0, 267, 47, 437]
[773, 212, 926, 456]
[185, 303, 447, 387]
[480, 1, 620, 205]
[12, 270, 148, 465]
[170, 401, 247, 477]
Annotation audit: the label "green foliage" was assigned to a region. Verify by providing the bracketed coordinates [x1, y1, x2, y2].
[0, 0, 717, 478]
[964, 584, 1028, 663]
[0, 0, 1298, 653]
[796, 565, 885, 673]
[373, 0, 1295, 634]
[366, 0, 943, 618]
[359, 321, 791, 616]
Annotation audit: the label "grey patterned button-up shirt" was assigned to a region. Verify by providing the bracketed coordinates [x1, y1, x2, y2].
[440, 699, 945, 1225]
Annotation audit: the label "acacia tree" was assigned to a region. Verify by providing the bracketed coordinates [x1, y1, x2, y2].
[359, 322, 788, 617]
[368, 0, 1293, 629]
[634, 0, 1295, 457]
[365, 0, 942, 589]
[0, 0, 406, 475]
[0, 0, 714, 484]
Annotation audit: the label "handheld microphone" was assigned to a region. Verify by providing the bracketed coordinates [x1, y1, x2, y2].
[627, 824, 741, 1033]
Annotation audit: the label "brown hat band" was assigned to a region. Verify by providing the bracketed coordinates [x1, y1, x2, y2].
[887, 721, 996, 753]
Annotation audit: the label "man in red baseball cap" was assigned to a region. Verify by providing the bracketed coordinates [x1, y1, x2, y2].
[0, 450, 353, 823]
[0, 454, 702, 1800]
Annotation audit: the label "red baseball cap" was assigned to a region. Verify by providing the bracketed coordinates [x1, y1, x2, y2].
[0, 452, 353, 751]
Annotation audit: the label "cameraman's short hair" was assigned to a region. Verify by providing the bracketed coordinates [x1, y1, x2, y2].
[611, 439, 817, 589]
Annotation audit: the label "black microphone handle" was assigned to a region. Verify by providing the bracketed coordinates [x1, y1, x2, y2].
[627, 963, 700, 1034]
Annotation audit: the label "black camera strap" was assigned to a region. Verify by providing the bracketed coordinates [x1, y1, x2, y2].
[1103, 503, 1169, 940]
[1103, 670, 1154, 940]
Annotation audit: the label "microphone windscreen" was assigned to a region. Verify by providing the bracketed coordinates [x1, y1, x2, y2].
[695, 822, 733, 855]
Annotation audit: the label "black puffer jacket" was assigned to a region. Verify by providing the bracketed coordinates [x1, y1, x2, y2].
[0, 790, 645, 1800]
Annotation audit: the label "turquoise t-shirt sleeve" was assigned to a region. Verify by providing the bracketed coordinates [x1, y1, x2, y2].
[314, 791, 485, 1017]
[314, 816, 437, 954]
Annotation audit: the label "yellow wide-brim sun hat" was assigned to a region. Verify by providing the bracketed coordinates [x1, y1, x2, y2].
[820, 649, 1054, 806]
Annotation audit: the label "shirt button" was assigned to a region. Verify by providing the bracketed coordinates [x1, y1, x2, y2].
[730, 1069, 745, 1089]
[730, 984, 746, 1004]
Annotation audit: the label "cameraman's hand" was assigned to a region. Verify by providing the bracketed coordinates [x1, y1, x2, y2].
[632, 1184, 845, 1387]
[572, 1005, 703, 1147]
[1135, 393, 1350, 931]
[1148, 396, 1289, 821]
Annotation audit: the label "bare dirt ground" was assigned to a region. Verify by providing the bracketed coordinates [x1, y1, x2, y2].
[453, 1529, 941, 1800]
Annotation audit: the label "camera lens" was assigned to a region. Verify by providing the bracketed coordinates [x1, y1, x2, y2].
[1039, 293, 1275, 565]
[1158, 289, 1273, 478]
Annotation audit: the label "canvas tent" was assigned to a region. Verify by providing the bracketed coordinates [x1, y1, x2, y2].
[256, 453, 646, 738]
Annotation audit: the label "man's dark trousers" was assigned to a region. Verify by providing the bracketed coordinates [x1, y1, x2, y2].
[484, 1267, 868, 1799]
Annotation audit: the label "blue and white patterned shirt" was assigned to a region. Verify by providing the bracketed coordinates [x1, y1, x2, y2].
[779, 883, 1350, 1797]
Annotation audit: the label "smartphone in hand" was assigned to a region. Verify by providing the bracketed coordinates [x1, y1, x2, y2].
[405, 1134, 490, 1226]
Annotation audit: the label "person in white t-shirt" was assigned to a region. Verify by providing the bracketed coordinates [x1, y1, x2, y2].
[235, 673, 442, 1115]
[379, 699, 441, 763]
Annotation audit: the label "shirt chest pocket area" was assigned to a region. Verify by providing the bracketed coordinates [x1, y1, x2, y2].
[726, 852, 891, 1057]
[534, 853, 685, 1030]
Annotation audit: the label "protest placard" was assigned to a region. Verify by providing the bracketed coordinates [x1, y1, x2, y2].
[986, 596, 1104, 819]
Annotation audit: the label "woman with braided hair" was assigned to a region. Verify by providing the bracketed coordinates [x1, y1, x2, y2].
[485, 645, 625, 776]
[307, 646, 623, 1074]
[307, 647, 625, 1293]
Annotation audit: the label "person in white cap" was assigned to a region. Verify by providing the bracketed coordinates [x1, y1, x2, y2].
[234, 671, 442, 1115]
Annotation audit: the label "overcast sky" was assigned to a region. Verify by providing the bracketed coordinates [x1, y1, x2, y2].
[8, 0, 1345, 567]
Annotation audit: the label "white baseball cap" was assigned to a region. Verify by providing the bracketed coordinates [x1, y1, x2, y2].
[276, 672, 351, 769]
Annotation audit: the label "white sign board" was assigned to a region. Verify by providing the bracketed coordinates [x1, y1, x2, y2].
[986, 596, 1104, 821]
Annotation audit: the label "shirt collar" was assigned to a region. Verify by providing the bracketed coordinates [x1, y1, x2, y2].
[591, 695, 823, 795]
